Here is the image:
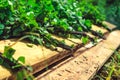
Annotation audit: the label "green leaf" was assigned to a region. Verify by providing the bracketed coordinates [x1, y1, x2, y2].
[78, 26, 83, 31]
[116, 53, 120, 61]
[8, 0, 14, 12]
[85, 20, 92, 29]
[81, 37, 88, 44]
[0, 57, 3, 64]
[26, 66, 33, 72]
[27, 11, 34, 19]
[35, 38, 43, 45]
[26, 43, 33, 48]
[13, 27, 24, 36]
[26, 76, 33, 80]
[17, 56, 25, 64]
[27, 0, 35, 5]
[44, 17, 49, 23]
[3, 46, 16, 59]
[16, 70, 24, 80]
[12, 64, 22, 69]
[59, 19, 69, 31]
[0, 23, 4, 35]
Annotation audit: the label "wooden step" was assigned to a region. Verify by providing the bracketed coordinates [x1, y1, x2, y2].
[0, 22, 116, 80]
[36, 30, 120, 80]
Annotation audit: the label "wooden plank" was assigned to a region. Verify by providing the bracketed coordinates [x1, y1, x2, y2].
[92, 24, 108, 33]
[103, 21, 117, 30]
[0, 38, 82, 80]
[37, 30, 120, 80]
[0, 22, 116, 80]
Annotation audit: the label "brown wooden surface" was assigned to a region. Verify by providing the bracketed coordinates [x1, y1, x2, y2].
[0, 22, 116, 80]
[37, 30, 120, 80]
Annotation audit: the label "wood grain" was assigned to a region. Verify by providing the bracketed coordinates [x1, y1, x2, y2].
[37, 30, 120, 80]
[0, 22, 116, 80]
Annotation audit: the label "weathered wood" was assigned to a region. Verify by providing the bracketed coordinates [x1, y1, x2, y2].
[37, 30, 120, 80]
[103, 21, 117, 30]
[0, 36, 82, 80]
[0, 22, 116, 80]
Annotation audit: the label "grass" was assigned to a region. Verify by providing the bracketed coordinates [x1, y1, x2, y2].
[92, 47, 120, 80]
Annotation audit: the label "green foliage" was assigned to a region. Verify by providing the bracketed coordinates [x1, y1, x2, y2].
[17, 56, 25, 64]
[0, 0, 107, 49]
[83, 1, 106, 24]
[0, 23, 4, 35]
[81, 36, 88, 44]
[105, 0, 120, 28]
[0, 46, 34, 80]
[3, 46, 15, 59]
[16, 69, 33, 80]
[0, 57, 3, 64]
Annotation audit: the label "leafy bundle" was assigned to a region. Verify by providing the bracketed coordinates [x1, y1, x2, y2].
[0, 0, 107, 50]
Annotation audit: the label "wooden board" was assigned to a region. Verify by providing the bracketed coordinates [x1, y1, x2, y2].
[0, 22, 116, 80]
[36, 30, 120, 80]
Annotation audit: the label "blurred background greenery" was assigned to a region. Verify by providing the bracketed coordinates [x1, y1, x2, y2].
[96, 0, 120, 28]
